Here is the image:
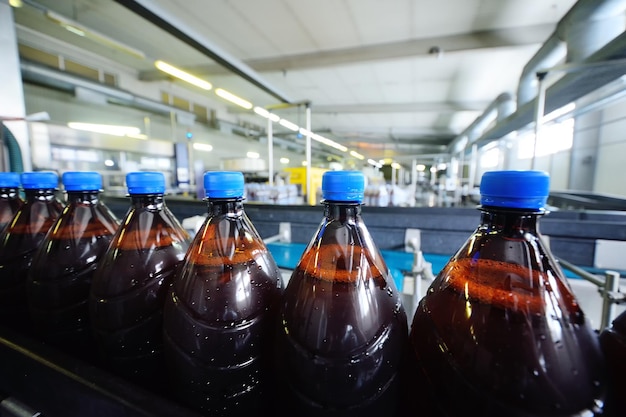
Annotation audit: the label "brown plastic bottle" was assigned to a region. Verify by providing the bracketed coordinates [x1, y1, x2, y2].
[276, 170, 409, 417]
[599, 309, 626, 416]
[0, 172, 23, 232]
[163, 171, 283, 416]
[409, 170, 606, 417]
[89, 171, 190, 391]
[0, 171, 63, 332]
[27, 171, 119, 361]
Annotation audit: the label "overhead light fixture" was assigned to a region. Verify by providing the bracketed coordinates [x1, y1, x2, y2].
[391, 162, 402, 170]
[368, 159, 383, 168]
[349, 151, 364, 160]
[416, 164, 426, 171]
[126, 133, 148, 140]
[299, 127, 313, 137]
[312, 133, 348, 152]
[279, 119, 299, 132]
[247, 151, 260, 159]
[215, 88, 252, 109]
[193, 143, 213, 152]
[67, 122, 141, 137]
[9, 0, 24, 7]
[280, 157, 290, 164]
[154, 60, 212, 91]
[45, 11, 146, 59]
[254, 106, 280, 122]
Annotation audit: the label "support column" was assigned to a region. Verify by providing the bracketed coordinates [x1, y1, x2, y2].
[0, 2, 31, 171]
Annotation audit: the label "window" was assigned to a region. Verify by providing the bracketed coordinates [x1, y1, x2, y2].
[518, 118, 574, 159]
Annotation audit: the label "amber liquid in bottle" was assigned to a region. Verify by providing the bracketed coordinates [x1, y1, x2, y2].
[409, 209, 606, 417]
[0, 187, 63, 332]
[164, 198, 283, 416]
[28, 190, 119, 361]
[277, 202, 408, 417]
[90, 193, 190, 391]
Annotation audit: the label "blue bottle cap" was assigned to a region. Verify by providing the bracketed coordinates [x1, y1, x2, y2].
[62, 171, 103, 191]
[322, 170, 364, 203]
[204, 171, 244, 198]
[480, 170, 550, 210]
[21, 171, 58, 190]
[126, 172, 165, 195]
[0, 172, 21, 188]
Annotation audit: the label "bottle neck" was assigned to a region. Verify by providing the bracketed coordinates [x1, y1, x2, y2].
[479, 206, 543, 233]
[206, 198, 244, 216]
[130, 194, 164, 210]
[0, 187, 19, 200]
[324, 200, 362, 221]
[24, 188, 57, 202]
[66, 190, 101, 205]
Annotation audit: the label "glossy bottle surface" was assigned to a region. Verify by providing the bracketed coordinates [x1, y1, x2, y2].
[599, 310, 626, 417]
[90, 190, 190, 389]
[0, 172, 24, 232]
[277, 195, 408, 416]
[409, 171, 606, 417]
[28, 187, 119, 360]
[164, 197, 283, 416]
[0, 174, 63, 331]
[0, 183, 23, 232]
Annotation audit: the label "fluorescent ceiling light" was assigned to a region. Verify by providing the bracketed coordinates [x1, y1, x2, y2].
[215, 88, 252, 109]
[45, 11, 146, 59]
[349, 151, 364, 160]
[193, 143, 213, 152]
[368, 159, 382, 168]
[104, 159, 115, 167]
[312, 133, 348, 152]
[155, 60, 212, 91]
[253, 106, 280, 122]
[67, 122, 140, 137]
[126, 133, 148, 140]
[298, 127, 313, 137]
[391, 162, 402, 170]
[416, 164, 426, 171]
[247, 151, 260, 159]
[280, 157, 290, 164]
[279, 119, 299, 131]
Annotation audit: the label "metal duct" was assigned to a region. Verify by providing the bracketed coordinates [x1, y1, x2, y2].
[517, 0, 626, 107]
[447, 92, 515, 154]
[481, 29, 626, 143]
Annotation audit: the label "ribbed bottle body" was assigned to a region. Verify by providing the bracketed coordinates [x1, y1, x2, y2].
[164, 198, 283, 416]
[28, 191, 119, 359]
[0, 186, 63, 331]
[90, 194, 190, 390]
[277, 202, 408, 417]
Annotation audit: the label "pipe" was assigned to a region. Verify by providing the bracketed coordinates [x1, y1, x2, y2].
[517, 0, 626, 107]
[0, 124, 25, 173]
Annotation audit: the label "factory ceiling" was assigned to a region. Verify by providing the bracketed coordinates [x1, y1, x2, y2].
[12, 0, 597, 165]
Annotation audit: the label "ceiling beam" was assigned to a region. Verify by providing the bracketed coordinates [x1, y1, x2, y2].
[140, 23, 554, 80]
[308, 101, 489, 114]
